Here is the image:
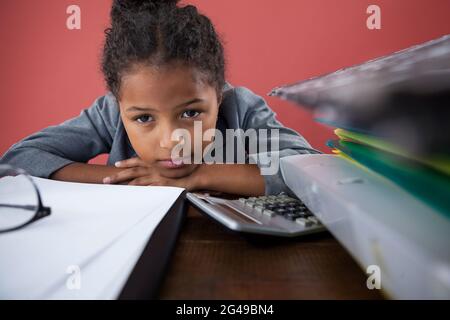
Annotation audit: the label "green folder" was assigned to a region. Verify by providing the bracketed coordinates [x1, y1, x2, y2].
[335, 128, 450, 176]
[327, 139, 450, 218]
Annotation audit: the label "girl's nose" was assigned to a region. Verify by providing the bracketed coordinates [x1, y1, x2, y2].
[158, 123, 180, 150]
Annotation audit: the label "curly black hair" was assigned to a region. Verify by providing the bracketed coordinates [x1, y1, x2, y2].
[101, 0, 226, 99]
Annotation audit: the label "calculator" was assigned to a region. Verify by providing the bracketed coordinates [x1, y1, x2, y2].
[186, 192, 326, 237]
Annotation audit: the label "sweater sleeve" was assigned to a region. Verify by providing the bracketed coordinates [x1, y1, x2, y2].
[234, 86, 321, 195]
[0, 93, 119, 178]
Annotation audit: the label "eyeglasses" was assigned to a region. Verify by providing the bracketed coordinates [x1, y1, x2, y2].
[0, 165, 51, 233]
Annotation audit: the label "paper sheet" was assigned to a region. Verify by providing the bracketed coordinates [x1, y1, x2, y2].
[0, 176, 184, 299]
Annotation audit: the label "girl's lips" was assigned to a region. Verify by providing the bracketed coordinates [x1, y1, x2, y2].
[158, 158, 186, 169]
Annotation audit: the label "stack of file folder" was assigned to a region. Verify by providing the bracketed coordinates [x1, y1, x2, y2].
[270, 34, 450, 218]
[328, 128, 450, 217]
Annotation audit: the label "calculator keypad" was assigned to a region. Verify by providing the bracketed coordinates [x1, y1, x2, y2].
[238, 195, 321, 227]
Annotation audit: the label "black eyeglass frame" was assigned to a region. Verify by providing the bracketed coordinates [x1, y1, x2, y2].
[0, 165, 51, 233]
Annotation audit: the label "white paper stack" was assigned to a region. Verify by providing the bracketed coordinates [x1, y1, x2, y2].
[0, 177, 184, 299]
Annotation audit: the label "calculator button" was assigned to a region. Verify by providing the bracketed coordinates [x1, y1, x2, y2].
[295, 217, 313, 227]
[304, 210, 314, 217]
[285, 202, 298, 207]
[285, 213, 300, 221]
[262, 209, 275, 217]
[308, 216, 320, 225]
[264, 204, 277, 210]
[275, 208, 288, 215]
[296, 211, 309, 217]
[254, 205, 264, 213]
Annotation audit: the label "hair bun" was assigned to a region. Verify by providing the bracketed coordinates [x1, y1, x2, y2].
[111, 0, 180, 22]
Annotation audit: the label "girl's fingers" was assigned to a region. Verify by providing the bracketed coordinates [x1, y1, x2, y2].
[134, 177, 187, 188]
[128, 175, 173, 186]
[128, 176, 159, 186]
[114, 157, 144, 168]
[103, 167, 146, 184]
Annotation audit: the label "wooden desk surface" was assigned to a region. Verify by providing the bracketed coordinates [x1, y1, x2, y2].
[159, 204, 383, 299]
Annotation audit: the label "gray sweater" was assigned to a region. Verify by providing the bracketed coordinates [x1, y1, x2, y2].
[1, 83, 317, 195]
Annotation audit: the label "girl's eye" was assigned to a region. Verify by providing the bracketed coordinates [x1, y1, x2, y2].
[181, 110, 200, 119]
[135, 115, 153, 123]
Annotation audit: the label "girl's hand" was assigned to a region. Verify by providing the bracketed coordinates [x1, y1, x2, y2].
[102, 157, 198, 190]
[102, 156, 265, 196]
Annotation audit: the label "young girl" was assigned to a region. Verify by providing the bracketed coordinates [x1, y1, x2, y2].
[1, 0, 316, 196]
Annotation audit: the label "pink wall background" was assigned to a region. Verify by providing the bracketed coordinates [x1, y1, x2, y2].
[1, 0, 450, 164]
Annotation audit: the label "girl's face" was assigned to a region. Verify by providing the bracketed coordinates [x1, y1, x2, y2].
[118, 63, 221, 179]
